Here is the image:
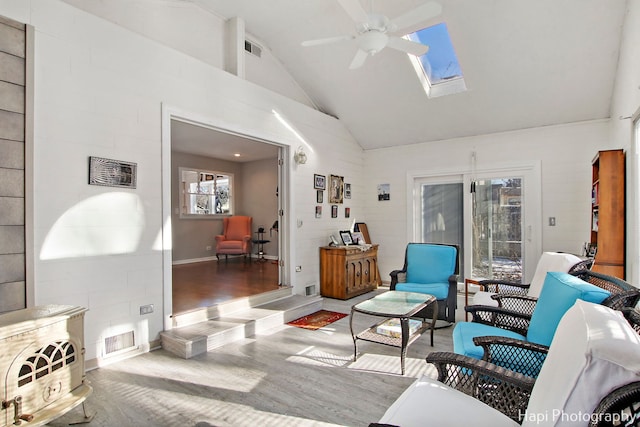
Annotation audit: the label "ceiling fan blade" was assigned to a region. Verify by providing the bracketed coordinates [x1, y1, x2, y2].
[349, 49, 369, 69]
[301, 35, 354, 47]
[391, 1, 442, 33]
[337, 0, 369, 24]
[387, 36, 429, 56]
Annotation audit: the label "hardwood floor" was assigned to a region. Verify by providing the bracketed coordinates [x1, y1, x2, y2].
[172, 257, 280, 314]
[49, 292, 464, 427]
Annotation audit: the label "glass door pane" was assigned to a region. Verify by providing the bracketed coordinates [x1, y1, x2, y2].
[420, 182, 464, 279]
[472, 177, 523, 281]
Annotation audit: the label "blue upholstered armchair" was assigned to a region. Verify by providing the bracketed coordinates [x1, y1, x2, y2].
[390, 243, 459, 323]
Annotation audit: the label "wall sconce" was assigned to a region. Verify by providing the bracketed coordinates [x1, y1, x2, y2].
[294, 146, 308, 165]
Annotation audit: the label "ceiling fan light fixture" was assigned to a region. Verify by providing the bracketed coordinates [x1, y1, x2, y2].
[359, 31, 388, 55]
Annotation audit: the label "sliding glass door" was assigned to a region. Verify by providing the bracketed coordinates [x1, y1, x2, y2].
[472, 177, 523, 281]
[412, 165, 540, 284]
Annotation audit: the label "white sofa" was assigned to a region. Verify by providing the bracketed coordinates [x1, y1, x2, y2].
[375, 300, 640, 426]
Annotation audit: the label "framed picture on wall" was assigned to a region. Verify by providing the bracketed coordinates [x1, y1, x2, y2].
[331, 205, 338, 218]
[345, 207, 350, 218]
[315, 206, 322, 218]
[344, 183, 351, 199]
[314, 174, 326, 190]
[317, 190, 323, 203]
[329, 174, 344, 203]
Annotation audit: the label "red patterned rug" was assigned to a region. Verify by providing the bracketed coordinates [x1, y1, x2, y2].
[287, 310, 348, 330]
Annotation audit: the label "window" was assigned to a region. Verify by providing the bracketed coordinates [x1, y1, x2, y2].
[405, 22, 466, 98]
[179, 167, 233, 217]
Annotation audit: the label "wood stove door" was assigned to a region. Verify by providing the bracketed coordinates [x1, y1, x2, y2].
[4, 337, 84, 427]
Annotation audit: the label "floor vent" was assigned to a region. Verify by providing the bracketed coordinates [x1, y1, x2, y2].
[105, 331, 135, 356]
[244, 39, 262, 57]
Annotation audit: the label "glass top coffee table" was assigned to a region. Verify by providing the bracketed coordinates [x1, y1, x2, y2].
[349, 291, 437, 375]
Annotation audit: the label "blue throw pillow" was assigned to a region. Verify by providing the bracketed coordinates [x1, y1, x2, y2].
[526, 272, 610, 346]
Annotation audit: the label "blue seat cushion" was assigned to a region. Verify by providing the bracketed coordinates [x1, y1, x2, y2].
[453, 322, 526, 359]
[526, 272, 611, 347]
[395, 282, 449, 300]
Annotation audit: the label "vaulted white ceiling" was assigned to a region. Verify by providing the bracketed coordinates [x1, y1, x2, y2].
[194, 0, 628, 150]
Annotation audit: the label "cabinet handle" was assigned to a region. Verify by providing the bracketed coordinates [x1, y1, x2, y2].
[364, 270, 368, 275]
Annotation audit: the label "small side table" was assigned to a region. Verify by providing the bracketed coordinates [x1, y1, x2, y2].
[464, 278, 487, 321]
[252, 228, 270, 263]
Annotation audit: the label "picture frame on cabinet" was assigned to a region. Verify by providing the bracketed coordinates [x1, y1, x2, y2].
[340, 230, 354, 245]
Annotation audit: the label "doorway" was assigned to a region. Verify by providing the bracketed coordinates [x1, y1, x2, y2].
[161, 106, 291, 329]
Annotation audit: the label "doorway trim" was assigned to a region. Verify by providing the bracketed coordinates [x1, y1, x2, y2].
[160, 104, 291, 331]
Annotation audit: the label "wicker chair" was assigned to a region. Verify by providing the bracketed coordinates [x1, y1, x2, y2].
[373, 301, 640, 426]
[472, 254, 594, 316]
[467, 270, 639, 337]
[457, 271, 639, 378]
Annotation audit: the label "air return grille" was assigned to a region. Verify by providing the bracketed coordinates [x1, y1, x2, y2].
[104, 331, 135, 355]
[244, 40, 262, 57]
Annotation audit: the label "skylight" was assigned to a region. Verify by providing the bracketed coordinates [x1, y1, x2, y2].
[406, 22, 466, 98]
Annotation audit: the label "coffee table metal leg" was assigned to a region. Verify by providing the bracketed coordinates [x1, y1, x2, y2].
[400, 317, 409, 375]
[430, 300, 438, 346]
[349, 308, 358, 361]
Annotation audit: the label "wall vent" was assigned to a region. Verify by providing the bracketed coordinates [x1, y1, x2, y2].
[244, 40, 262, 58]
[104, 331, 135, 356]
[305, 285, 316, 296]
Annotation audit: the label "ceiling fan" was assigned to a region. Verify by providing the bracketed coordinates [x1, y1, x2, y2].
[301, 0, 442, 69]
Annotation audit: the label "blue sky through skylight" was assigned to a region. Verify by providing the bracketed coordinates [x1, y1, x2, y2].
[408, 23, 462, 84]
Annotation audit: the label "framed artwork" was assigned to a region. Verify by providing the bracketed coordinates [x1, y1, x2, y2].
[89, 156, 137, 189]
[355, 222, 371, 244]
[351, 231, 364, 244]
[314, 174, 326, 190]
[344, 183, 351, 199]
[317, 190, 323, 203]
[378, 183, 390, 201]
[329, 174, 344, 203]
[340, 230, 354, 245]
[345, 207, 350, 218]
[331, 205, 338, 218]
[315, 205, 322, 218]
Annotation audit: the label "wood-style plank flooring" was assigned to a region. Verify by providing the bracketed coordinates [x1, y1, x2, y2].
[50, 291, 464, 427]
[172, 258, 280, 314]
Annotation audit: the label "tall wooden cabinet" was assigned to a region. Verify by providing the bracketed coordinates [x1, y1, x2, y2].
[319, 245, 379, 299]
[590, 149, 625, 278]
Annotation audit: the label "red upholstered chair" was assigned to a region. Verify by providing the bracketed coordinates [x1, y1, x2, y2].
[215, 216, 252, 261]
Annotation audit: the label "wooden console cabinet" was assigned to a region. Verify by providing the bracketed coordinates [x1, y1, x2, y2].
[319, 245, 379, 299]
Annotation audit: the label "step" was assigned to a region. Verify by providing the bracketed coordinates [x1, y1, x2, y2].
[170, 286, 294, 329]
[161, 293, 323, 359]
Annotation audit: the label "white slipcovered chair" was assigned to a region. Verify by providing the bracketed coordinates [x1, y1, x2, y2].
[374, 300, 640, 426]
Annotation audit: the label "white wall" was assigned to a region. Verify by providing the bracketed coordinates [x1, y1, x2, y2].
[364, 120, 611, 282]
[1, 0, 364, 364]
[609, 0, 640, 284]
